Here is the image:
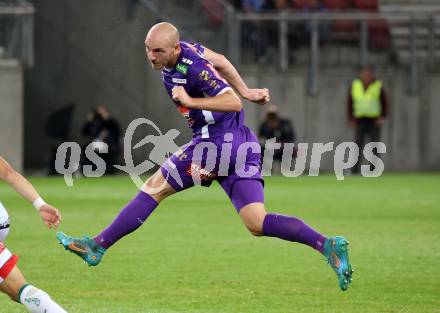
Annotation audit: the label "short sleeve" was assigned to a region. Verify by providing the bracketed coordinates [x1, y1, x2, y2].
[188, 61, 232, 97]
[191, 42, 205, 57]
[182, 41, 205, 57]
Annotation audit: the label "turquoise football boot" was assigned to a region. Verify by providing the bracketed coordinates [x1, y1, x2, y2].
[56, 231, 106, 266]
[323, 236, 353, 291]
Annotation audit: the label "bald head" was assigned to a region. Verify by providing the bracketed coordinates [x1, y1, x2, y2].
[145, 22, 181, 70]
[146, 22, 180, 48]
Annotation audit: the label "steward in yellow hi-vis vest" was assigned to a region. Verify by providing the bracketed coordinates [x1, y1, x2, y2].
[351, 79, 382, 118]
[348, 66, 388, 173]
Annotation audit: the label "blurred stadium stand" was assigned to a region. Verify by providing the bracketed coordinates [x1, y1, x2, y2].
[0, 0, 34, 172]
[1, 0, 439, 172]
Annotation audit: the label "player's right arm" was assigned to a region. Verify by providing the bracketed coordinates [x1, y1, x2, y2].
[0, 157, 42, 203]
[0, 156, 61, 228]
[172, 86, 242, 112]
[201, 46, 270, 105]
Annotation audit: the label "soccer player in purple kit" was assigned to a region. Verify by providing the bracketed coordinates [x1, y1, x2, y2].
[57, 22, 353, 291]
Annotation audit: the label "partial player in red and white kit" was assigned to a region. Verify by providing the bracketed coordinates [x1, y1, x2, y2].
[0, 156, 67, 312]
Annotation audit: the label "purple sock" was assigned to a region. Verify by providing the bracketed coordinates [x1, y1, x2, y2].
[262, 213, 326, 253]
[94, 191, 158, 249]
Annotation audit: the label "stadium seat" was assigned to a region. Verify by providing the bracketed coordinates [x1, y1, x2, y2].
[331, 20, 359, 41]
[353, 0, 379, 12]
[321, 0, 357, 40]
[322, 0, 358, 40]
[322, 0, 351, 10]
[201, 0, 225, 26]
[368, 18, 391, 49]
[292, 0, 307, 10]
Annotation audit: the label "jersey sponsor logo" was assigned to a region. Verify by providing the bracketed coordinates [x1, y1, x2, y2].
[176, 63, 189, 75]
[198, 70, 221, 90]
[199, 70, 210, 81]
[209, 80, 220, 90]
[172, 78, 187, 84]
[182, 57, 193, 65]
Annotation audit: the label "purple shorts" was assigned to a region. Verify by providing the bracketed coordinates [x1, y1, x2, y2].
[161, 126, 264, 211]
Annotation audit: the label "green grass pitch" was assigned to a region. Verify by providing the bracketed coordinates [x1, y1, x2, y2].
[1, 174, 439, 313]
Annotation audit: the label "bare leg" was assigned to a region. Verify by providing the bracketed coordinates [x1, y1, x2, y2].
[0, 265, 26, 301]
[0, 265, 67, 312]
[239, 203, 266, 236]
[142, 169, 177, 203]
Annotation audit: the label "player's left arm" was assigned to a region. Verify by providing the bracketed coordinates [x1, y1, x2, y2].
[172, 86, 242, 112]
[199, 46, 270, 105]
[0, 156, 61, 228]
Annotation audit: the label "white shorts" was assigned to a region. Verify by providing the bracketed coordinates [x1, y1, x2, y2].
[0, 201, 10, 242]
[0, 201, 17, 284]
[0, 242, 18, 284]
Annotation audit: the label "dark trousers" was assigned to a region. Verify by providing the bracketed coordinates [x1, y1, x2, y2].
[353, 118, 381, 173]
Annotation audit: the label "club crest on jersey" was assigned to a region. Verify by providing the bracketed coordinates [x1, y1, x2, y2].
[176, 63, 188, 75]
[172, 78, 187, 84]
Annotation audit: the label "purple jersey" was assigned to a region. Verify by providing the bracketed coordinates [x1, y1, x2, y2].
[161, 41, 245, 139]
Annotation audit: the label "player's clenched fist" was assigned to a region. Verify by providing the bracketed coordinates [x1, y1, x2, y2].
[172, 86, 193, 107]
[243, 88, 270, 105]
